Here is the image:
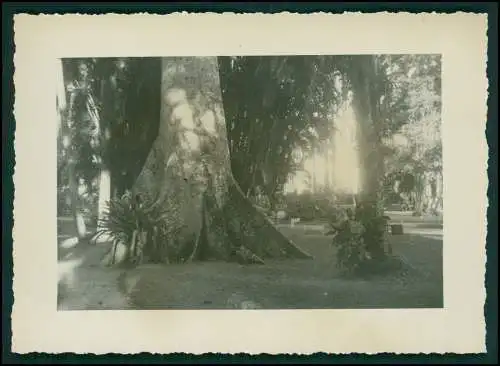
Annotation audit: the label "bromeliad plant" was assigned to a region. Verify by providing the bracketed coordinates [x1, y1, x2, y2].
[96, 190, 183, 266]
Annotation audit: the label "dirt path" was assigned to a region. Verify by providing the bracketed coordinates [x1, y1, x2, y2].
[57, 238, 132, 310]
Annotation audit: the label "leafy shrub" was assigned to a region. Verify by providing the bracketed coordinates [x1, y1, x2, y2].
[251, 193, 275, 219]
[284, 192, 339, 222]
[331, 218, 370, 274]
[57, 177, 99, 224]
[355, 201, 391, 261]
[96, 190, 183, 266]
[328, 202, 391, 275]
[329, 208, 370, 274]
[57, 186, 73, 216]
[284, 192, 312, 220]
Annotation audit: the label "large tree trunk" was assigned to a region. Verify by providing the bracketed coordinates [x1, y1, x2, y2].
[59, 59, 87, 240]
[311, 147, 318, 194]
[417, 170, 441, 215]
[95, 126, 112, 241]
[67, 160, 87, 239]
[324, 143, 332, 191]
[97, 79, 113, 231]
[97, 168, 111, 222]
[124, 57, 312, 265]
[349, 56, 388, 260]
[56, 59, 66, 133]
[413, 171, 425, 215]
[434, 170, 443, 214]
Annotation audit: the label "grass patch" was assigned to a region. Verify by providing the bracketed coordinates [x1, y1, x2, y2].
[57, 219, 443, 310]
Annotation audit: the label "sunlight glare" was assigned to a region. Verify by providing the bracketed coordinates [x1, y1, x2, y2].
[285, 104, 361, 196]
[331, 106, 360, 195]
[58, 257, 84, 285]
[60, 236, 80, 249]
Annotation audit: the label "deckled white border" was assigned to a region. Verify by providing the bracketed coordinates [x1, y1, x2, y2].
[12, 12, 488, 354]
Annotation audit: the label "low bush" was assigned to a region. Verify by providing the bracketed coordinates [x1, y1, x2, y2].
[328, 202, 392, 276]
[57, 182, 99, 224]
[96, 190, 183, 266]
[284, 192, 340, 222]
[329, 213, 370, 274]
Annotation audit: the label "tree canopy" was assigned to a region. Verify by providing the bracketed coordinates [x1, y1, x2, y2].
[58, 54, 442, 221]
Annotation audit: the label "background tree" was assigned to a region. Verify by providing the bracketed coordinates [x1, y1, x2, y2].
[339, 55, 391, 260]
[58, 59, 101, 239]
[58, 54, 442, 267]
[58, 58, 162, 240]
[381, 54, 442, 214]
[219, 56, 343, 207]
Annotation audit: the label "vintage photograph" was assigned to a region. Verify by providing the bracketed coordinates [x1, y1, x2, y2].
[56, 55, 444, 311]
[12, 11, 489, 355]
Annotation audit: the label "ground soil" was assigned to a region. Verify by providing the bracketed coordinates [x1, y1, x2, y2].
[57, 213, 443, 310]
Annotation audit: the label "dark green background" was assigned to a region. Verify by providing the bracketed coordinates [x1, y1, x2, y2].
[2, 2, 497, 364]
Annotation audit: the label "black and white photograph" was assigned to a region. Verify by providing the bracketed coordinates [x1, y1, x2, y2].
[56, 54, 444, 310]
[11, 12, 488, 355]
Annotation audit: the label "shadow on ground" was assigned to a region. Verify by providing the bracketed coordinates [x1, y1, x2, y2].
[57, 218, 443, 310]
[57, 219, 132, 310]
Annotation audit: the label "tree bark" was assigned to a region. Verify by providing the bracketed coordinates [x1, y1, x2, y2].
[68, 161, 87, 239]
[96, 115, 112, 241]
[324, 143, 331, 191]
[128, 57, 312, 265]
[311, 147, 318, 194]
[349, 56, 388, 260]
[97, 78, 113, 229]
[59, 60, 87, 240]
[56, 59, 66, 133]
[97, 168, 111, 221]
[435, 171, 443, 213]
[413, 171, 425, 215]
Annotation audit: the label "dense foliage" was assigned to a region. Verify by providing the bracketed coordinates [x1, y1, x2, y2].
[58, 58, 161, 219]
[219, 56, 346, 202]
[57, 55, 442, 270]
[58, 55, 441, 215]
[380, 55, 442, 213]
[329, 203, 391, 275]
[282, 191, 356, 222]
[97, 191, 185, 265]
